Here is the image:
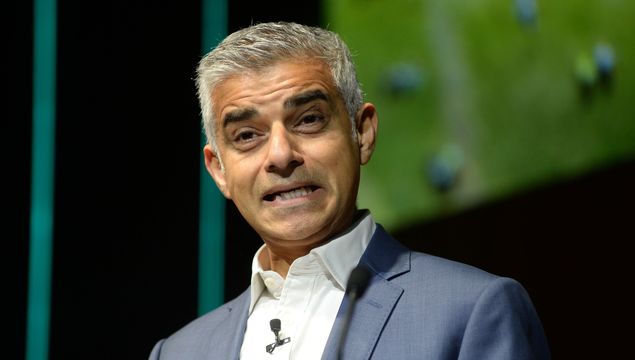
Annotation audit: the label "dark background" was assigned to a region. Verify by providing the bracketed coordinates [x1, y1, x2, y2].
[7, 0, 633, 358]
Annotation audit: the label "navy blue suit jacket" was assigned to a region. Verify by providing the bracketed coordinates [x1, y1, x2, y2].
[150, 225, 550, 359]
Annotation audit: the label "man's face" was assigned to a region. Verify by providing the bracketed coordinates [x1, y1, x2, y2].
[204, 60, 376, 248]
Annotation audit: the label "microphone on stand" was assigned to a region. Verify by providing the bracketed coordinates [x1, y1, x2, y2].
[337, 265, 372, 360]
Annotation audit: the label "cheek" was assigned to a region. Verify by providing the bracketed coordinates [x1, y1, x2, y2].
[224, 160, 259, 198]
[316, 140, 359, 190]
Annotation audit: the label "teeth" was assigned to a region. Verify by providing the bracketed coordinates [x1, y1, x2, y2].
[275, 186, 313, 201]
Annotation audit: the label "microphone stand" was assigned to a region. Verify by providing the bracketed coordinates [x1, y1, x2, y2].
[337, 265, 371, 360]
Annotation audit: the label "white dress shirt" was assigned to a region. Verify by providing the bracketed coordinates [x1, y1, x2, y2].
[239, 212, 376, 359]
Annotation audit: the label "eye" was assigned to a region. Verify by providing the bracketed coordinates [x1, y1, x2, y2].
[301, 114, 321, 124]
[296, 113, 326, 132]
[231, 128, 263, 151]
[236, 131, 256, 142]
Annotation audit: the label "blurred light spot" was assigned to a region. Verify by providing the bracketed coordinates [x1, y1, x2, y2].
[426, 143, 464, 193]
[594, 43, 615, 86]
[515, 0, 537, 27]
[382, 62, 424, 96]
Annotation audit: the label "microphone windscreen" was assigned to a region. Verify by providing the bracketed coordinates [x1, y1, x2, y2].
[270, 318, 281, 332]
[346, 265, 372, 298]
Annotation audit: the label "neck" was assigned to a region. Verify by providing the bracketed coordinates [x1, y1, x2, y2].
[258, 210, 367, 278]
[258, 246, 308, 279]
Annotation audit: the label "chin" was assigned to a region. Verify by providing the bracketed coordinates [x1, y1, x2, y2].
[268, 219, 331, 243]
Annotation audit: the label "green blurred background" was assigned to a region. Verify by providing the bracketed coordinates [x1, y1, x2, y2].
[326, 0, 634, 230]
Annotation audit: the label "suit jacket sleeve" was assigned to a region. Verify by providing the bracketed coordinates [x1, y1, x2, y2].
[457, 277, 550, 360]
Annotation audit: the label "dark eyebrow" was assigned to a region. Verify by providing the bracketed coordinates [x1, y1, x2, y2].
[284, 89, 330, 109]
[222, 107, 258, 127]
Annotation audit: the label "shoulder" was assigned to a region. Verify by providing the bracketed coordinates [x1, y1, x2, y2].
[368, 225, 500, 294]
[356, 224, 551, 358]
[409, 251, 498, 288]
[395, 251, 504, 310]
[368, 226, 528, 315]
[393, 252, 550, 358]
[400, 244, 536, 310]
[150, 289, 250, 359]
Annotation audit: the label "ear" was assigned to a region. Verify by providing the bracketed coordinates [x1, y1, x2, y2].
[355, 103, 378, 165]
[203, 144, 232, 199]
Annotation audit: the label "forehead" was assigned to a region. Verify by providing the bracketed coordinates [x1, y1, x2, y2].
[211, 60, 339, 120]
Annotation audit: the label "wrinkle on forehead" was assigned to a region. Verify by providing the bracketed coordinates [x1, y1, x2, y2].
[212, 60, 338, 123]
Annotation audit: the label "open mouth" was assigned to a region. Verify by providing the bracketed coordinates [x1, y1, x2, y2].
[263, 185, 320, 202]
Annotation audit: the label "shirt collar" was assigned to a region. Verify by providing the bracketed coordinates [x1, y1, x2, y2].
[309, 211, 375, 290]
[248, 210, 376, 313]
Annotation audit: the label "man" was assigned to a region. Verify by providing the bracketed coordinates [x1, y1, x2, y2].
[150, 22, 550, 359]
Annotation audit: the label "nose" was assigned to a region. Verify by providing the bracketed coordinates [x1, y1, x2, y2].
[264, 124, 303, 176]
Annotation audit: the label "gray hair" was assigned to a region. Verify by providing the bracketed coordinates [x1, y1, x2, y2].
[196, 22, 363, 159]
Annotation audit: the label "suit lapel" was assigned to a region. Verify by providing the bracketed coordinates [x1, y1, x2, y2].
[214, 289, 250, 360]
[322, 226, 411, 360]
